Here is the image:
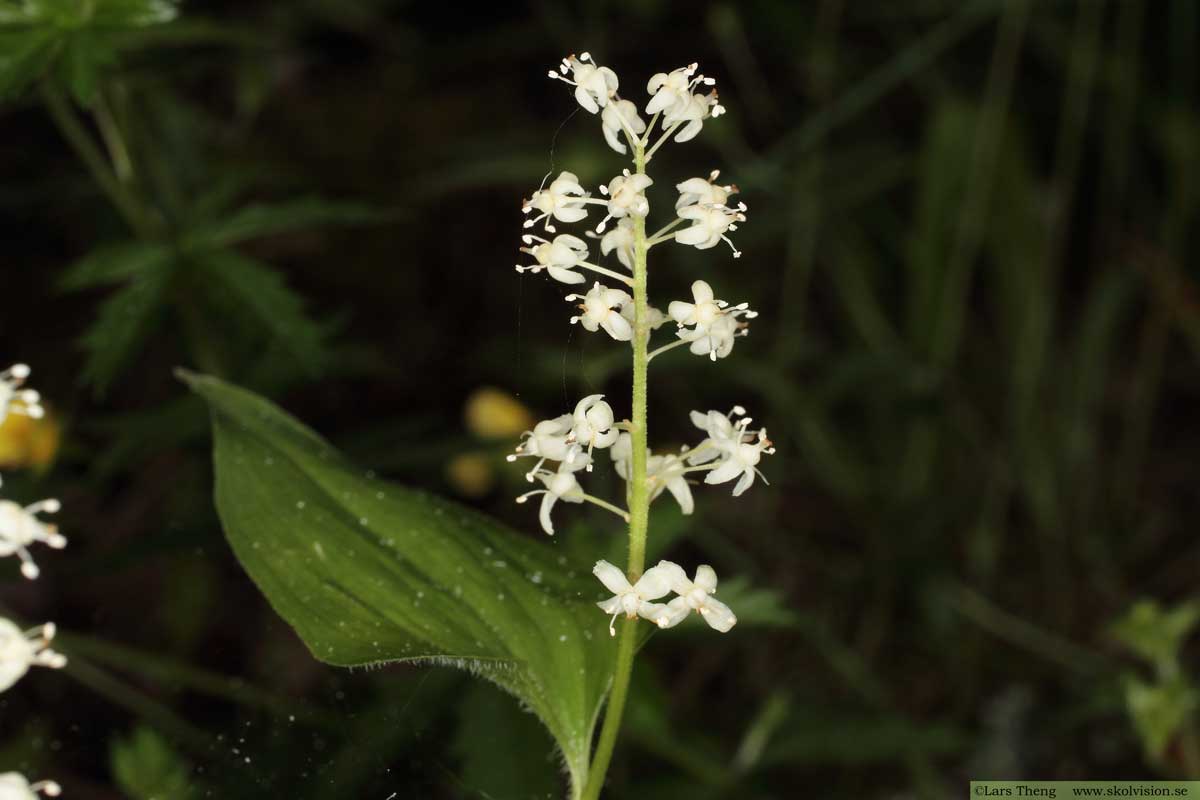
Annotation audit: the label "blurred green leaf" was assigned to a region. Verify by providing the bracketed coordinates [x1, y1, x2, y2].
[0, 0, 179, 102]
[1123, 674, 1198, 762]
[184, 373, 617, 797]
[185, 197, 383, 249]
[0, 29, 56, 99]
[110, 725, 196, 800]
[196, 250, 332, 377]
[80, 266, 172, 393]
[59, 240, 170, 290]
[1111, 599, 1200, 674]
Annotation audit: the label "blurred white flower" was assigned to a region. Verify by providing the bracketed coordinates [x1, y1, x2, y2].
[522, 171, 589, 232]
[0, 772, 61, 798]
[599, 217, 636, 271]
[593, 559, 674, 635]
[0, 365, 43, 426]
[0, 619, 66, 693]
[516, 456, 590, 535]
[516, 233, 589, 284]
[0, 777, 61, 800]
[0, 494, 65, 580]
[611, 434, 693, 515]
[676, 171, 737, 210]
[618, 300, 666, 331]
[674, 201, 747, 257]
[549, 52, 618, 114]
[647, 453, 693, 514]
[601, 99, 646, 155]
[595, 171, 652, 233]
[653, 562, 737, 632]
[566, 283, 633, 341]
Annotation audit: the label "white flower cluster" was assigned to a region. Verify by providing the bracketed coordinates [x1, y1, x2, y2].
[594, 560, 735, 635]
[510, 399, 772, 536]
[509, 53, 777, 637]
[0, 365, 65, 793]
[520, 54, 754, 354]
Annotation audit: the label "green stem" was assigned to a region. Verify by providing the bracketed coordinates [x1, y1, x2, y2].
[39, 80, 157, 239]
[581, 139, 652, 800]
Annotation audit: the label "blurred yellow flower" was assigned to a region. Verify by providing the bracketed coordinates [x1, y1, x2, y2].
[445, 452, 495, 498]
[0, 408, 61, 472]
[464, 387, 534, 440]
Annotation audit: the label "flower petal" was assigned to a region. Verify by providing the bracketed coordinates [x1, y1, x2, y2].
[538, 492, 558, 535]
[699, 596, 737, 632]
[593, 560, 632, 595]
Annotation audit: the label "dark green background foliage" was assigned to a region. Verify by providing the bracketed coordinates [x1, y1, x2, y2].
[1, 0, 1198, 797]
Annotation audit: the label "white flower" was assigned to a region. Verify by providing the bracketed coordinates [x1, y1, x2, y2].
[601, 99, 646, 155]
[686, 406, 749, 464]
[704, 428, 774, 497]
[507, 414, 578, 478]
[645, 63, 713, 117]
[599, 217, 635, 271]
[522, 171, 589, 232]
[0, 495, 65, 580]
[647, 453, 693, 514]
[0, 619, 66, 693]
[516, 457, 589, 535]
[618, 300, 667, 331]
[0, 773, 61, 799]
[595, 170, 652, 233]
[569, 394, 619, 458]
[662, 89, 725, 143]
[683, 313, 742, 360]
[676, 171, 737, 210]
[516, 233, 589, 284]
[566, 283, 633, 341]
[0, 365, 43, 426]
[652, 562, 737, 632]
[674, 201, 747, 257]
[668, 280, 757, 361]
[611, 434, 693, 515]
[593, 559, 674, 635]
[548, 52, 618, 114]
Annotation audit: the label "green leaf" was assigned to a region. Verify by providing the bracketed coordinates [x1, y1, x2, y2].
[184, 197, 383, 249]
[80, 267, 172, 393]
[110, 726, 196, 800]
[196, 250, 332, 376]
[1124, 674, 1199, 761]
[59, 29, 117, 105]
[0, 30, 56, 99]
[1111, 599, 1200, 673]
[59, 240, 170, 290]
[183, 373, 617, 797]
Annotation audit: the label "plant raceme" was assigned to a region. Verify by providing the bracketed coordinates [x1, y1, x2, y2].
[512, 53, 774, 633]
[510, 51, 776, 800]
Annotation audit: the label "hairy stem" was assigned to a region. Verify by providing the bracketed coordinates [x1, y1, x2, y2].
[582, 140, 652, 800]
